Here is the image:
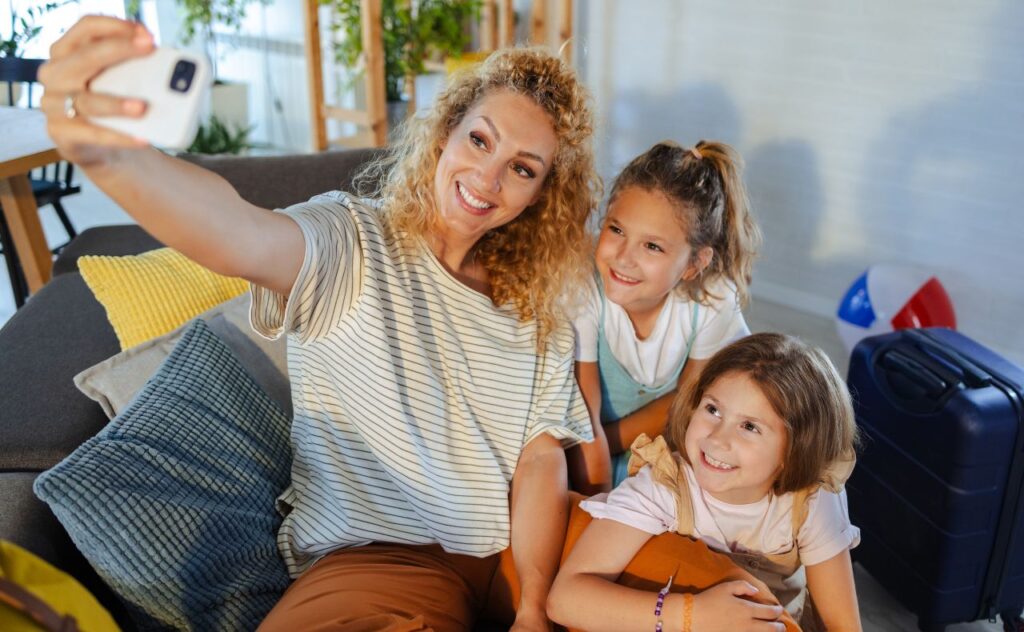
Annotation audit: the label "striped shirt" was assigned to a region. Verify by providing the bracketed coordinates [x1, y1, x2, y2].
[251, 192, 592, 576]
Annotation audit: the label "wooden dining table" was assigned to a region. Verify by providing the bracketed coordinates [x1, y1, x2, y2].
[0, 106, 61, 294]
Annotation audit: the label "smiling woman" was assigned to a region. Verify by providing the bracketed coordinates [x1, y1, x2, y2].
[37, 17, 601, 629]
[359, 47, 599, 342]
[426, 90, 558, 295]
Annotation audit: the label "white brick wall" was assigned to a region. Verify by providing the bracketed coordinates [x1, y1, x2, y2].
[577, 0, 1024, 365]
[132, 0, 1024, 365]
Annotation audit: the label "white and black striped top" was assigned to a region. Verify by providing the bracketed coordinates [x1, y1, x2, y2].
[250, 192, 592, 577]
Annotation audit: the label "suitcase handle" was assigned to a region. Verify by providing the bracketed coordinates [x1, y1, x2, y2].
[904, 329, 992, 389]
[879, 351, 950, 399]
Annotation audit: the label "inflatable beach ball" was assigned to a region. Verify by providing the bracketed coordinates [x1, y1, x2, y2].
[836, 265, 957, 354]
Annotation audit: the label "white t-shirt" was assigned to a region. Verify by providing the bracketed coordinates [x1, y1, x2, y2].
[573, 275, 750, 387]
[251, 192, 592, 576]
[580, 460, 860, 567]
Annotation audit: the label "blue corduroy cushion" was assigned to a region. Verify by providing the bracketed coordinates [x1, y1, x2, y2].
[35, 319, 292, 631]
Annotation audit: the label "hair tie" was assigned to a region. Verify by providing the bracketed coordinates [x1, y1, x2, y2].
[689, 147, 703, 160]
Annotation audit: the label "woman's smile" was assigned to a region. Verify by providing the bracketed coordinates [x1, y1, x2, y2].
[456, 181, 496, 215]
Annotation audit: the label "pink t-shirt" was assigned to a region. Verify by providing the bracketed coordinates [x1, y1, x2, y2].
[580, 460, 860, 567]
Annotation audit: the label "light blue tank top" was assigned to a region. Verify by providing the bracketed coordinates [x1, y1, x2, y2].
[595, 279, 699, 485]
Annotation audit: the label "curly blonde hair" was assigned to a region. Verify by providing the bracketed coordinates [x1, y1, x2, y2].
[608, 140, 762, 306]
[355, 47, 600, 347]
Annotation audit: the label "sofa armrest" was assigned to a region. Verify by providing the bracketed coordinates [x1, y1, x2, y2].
[0, 273, 119, 471]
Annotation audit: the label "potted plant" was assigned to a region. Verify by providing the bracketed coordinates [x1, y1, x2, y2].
[187, 114, 253, 154]
[324, 0, 481, 120]
[181, 0, 270, 145]
[125, 0, 266, 143]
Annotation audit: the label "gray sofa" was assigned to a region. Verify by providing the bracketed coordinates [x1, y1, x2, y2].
[0, 148, 381, 627]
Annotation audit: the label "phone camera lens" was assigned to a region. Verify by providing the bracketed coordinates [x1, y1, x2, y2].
[170, 60, 197, 94]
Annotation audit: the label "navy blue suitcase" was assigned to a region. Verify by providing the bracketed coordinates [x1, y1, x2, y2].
[846, 327, 1024, 631]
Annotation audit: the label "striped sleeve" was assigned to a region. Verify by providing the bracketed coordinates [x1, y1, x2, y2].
[524, 340, 593, 449]
[250, 192, 364, 342]
[572, 275, 601, 363]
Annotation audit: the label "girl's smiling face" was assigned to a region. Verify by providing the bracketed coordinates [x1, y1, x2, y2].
[595, 187, 706, 323]
[683, 371, 789, 505]
[432, 89, 557, 253]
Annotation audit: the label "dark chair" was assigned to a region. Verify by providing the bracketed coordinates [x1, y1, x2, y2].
[0, 214, 30, 309]
[1, 57, 81, 307]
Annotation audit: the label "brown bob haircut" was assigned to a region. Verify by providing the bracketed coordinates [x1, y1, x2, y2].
[667, 332, 859, 494]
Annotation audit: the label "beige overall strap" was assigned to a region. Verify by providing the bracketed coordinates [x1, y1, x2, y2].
[627, 434, 696, 535]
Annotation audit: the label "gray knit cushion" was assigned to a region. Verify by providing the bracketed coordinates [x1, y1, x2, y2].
[34, 319, 292, 631]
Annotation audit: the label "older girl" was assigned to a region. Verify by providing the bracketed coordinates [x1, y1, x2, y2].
[569, 141, 761, 493]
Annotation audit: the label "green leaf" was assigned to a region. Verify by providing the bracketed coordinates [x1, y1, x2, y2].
[324, 0, 481, 103]
[175, 0, 270, 45]
[1, 0, 79, 58]
[186, 114, 254, 154]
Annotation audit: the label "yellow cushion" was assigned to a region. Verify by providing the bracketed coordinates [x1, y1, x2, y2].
[79, 248, 249, 350]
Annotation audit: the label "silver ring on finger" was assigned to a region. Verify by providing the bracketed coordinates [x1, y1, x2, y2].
[64, 93, 80, 119]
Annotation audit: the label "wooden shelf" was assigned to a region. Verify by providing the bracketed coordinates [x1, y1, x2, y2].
[304, 0, 386, 151]
[303, 0, 574, 152]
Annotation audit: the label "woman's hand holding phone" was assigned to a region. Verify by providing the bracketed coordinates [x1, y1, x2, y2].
[36, 15, 301, 298]
[38, 17, 156, 168]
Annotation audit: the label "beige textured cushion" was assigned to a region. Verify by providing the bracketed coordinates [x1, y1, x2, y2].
[74, 294, 291, 418]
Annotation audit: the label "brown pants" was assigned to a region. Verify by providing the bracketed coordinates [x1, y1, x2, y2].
[258, 543, 499, 632]
[260, 496, 800, 632]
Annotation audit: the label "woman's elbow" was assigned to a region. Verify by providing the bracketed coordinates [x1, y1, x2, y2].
[518, 433, 568, 477]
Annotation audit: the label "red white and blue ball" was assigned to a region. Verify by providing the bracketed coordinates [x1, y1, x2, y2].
[836, 265, 957, 354]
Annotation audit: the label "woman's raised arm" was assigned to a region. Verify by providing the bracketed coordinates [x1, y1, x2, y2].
[39, 16, 303, 294]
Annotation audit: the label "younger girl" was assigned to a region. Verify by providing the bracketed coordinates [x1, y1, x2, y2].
[569, 140, 762, 493]
[550, 333, 862, 632]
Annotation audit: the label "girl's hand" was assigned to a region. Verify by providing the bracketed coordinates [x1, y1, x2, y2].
[692, 581, 786, 632]
[39, 16, 154, 167]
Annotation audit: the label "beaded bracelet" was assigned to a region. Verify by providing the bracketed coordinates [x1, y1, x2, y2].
[653, 574, 674, 632]
[682, 593, 694, 632]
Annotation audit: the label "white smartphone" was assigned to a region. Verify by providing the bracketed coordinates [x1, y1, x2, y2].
[90, 47, 211, 150]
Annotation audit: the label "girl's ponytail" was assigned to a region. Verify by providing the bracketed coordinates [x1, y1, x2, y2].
[692, 140, 762, 306]
[608, 140, 762, 306]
